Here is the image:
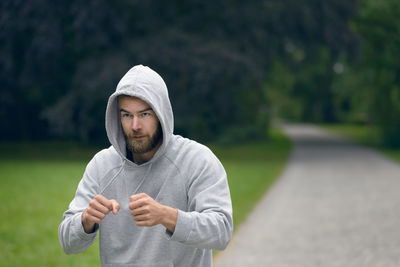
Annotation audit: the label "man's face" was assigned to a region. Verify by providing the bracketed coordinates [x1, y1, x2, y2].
[118, 96, 162, 155]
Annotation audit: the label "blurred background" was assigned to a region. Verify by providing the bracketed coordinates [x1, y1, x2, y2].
[1, 0, 399, 146]
[1, 0, 400, 266]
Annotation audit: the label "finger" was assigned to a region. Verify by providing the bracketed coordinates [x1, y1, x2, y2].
[95, 195, 113, 211]
[135, 220, 154, 227]
[87, 207, 107, 220]
[130, 206, 149, 216]
[129, 193, 148, 202]
[110, 199, 120, 215]
[132, 214, 150, 222]
[85, 213, 102, 224]
[129, 197, 149, 210]
[89, 198, 110, 214]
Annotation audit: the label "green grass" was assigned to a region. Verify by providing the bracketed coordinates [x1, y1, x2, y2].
[320, 123, 400, 163]
[0, 129, 291, 266]
[0, 160, 101, 266]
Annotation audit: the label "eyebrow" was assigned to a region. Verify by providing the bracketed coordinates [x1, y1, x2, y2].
[119, 108, 153, 114]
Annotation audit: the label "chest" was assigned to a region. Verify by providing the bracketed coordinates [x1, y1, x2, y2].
[101, 162, 188, 212]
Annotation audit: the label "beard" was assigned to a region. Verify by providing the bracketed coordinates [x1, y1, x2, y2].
[124, 123, 163, 154]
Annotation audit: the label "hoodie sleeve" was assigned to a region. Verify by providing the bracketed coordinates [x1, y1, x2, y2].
[58, 158, 101, 254]
[166, 146, 233, 250]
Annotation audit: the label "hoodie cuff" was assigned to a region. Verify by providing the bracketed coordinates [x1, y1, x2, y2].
[165, 209, 193, 242]
[73, 213, 98, 240]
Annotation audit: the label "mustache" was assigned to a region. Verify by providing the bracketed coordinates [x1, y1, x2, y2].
[129, 131, 144, 136]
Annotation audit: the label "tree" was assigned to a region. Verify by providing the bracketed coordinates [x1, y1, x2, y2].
[263, 0, 360, 123]
[0, 0, 359, 143]
[335, 0, 400, 147]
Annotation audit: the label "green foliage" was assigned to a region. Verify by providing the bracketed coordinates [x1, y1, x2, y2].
[263, 0, 400, 148]
[0, 0, 358, 143]
[331, 59, 372, 124]
[357, 0, 400, 146]
[262, 0, 359, 123]
[263, 61, 301, 120]
[265, 46, 349, 123]
[333, 0, 400, 147]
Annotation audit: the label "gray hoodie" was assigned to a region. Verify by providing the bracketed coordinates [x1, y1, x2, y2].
[58, 65, 233, 266]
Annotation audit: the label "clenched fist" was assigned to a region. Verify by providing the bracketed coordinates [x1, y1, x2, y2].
[82, 195, 120, 233]
[129, 193, 178, 233]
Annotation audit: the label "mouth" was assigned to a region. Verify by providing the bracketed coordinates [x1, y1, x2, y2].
[132, 135, 146, 140]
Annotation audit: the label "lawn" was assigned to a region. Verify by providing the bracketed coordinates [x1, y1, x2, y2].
[0, 129, 291, 266]
[320, 123, 400, 163]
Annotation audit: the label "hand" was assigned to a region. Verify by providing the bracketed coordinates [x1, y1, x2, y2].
[129, 193, 178, 232]
[82, 195, 120, 233]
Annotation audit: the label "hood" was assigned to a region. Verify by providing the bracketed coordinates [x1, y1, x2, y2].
[105, 65, 174, 164]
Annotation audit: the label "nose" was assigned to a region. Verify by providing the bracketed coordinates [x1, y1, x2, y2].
[131, 117, 142, 131]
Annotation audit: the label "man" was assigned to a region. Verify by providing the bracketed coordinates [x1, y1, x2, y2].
[58, 65, 233, 266]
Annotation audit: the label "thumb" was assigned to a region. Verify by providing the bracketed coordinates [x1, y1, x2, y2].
[110, 199, 120, 215]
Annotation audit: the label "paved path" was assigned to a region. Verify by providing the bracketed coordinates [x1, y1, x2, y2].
[215, 124, 400, 267]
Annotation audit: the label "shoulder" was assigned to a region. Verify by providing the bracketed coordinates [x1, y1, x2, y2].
[164, 136, 227, 197]
[92, 146, 121, 164]
[85, 146, 123, 180]
[167, 135, 213, 157]
[165, 135, 224, 173]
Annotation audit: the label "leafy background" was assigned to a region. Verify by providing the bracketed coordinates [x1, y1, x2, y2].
[3, 0, 389, 145]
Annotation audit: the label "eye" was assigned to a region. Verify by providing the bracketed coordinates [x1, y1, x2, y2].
[121, 112, 131, 119]
[140, 112, 152, 118]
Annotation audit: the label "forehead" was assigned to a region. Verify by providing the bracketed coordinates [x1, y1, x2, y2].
[118, 95, 150, 111]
